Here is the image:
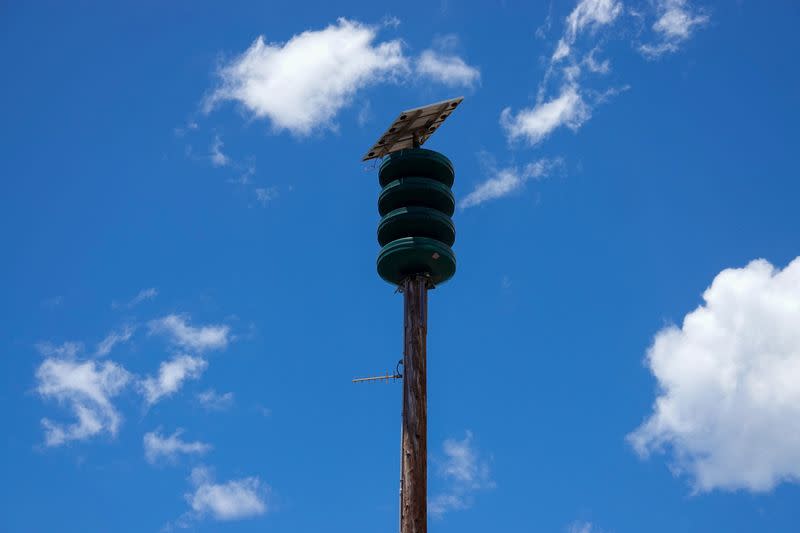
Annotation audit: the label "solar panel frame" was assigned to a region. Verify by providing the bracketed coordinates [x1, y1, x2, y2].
[362, 96, 464, 161]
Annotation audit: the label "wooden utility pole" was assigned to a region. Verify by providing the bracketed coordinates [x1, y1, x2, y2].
[400, 275, 429, 533]
[362, 97, 463, 533]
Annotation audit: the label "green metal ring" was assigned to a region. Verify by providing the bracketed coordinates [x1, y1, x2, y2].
[377, 207, 455, 247]
[376, 237, 456, 286]
[378, 177, 455, 217]
[379, 148, 455, 188]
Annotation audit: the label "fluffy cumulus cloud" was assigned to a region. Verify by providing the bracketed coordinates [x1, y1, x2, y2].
[149, 314, 230, 353]
[629, 257, 800, 492]
[640, 0, 709, 58]
[460, 158, 562, 209]
[429, 431, 494, 517]
[36, 358, 131, 446]
[416, 50, 480, 88]
[205, 20, 479, 135]
[144, 429, 211, 464]
[186, 467, 268, 521]
[140, 355, 208, 405]
[205, 18, 408, 136]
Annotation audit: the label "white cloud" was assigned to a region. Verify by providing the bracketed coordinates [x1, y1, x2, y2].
[554, 0, 623, 63]
[36, 358, 130, 446]
[210, 135, 229, 167]
[566, 0, 623, 36]
[382, 15, 401, 28]
[174, 121, 199, 137]
[568, 522, 602, 533]
[229, 164, 255, 185]
[186, 467, 268, 521]
[255, 187, 278, 206]
[356, 100, 372, 127]
[140, 354, 208, 405]
[514, 0, 615, 144]
[501, 84, 590, 145]
[460, 158, 561, 209]
[628, 257, 800, 492]
[42, 295, 63, 309]
[35, 341, 83, 359]
[640, 0, 709, 58]
[144, 429, 211, 464]
[501, 0, 706, 151]
[584, 47, 611, 74]
[197, 389, 235, 411]
[130, 287, 158, 306]
[149, 314, 230, 352]
[95, 325, 135, 357]
[429, 431, 494, 517]
[113, 287, 158, 310]
[206, 18, 408, 136]
[552, 39, 571, 62]
[416, 50, 480, 88]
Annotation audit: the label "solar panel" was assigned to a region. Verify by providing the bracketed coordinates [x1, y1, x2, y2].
[362, 96, 464, 161]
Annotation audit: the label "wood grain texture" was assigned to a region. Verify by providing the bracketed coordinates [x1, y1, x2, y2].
[400, 275, 428, 533]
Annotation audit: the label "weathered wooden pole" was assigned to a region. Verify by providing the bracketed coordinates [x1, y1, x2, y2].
[400, 274, 429, 533]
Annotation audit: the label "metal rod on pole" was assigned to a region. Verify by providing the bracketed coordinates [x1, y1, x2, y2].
[400, 275, 428, 533]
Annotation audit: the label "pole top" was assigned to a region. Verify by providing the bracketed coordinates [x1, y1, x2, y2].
[362, 97, 464, 161]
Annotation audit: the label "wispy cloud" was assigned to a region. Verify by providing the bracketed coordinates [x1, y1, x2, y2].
[568, 522, 603, 533]
[197, 389, 235, 411]
[210, 135, 230, 167]
[553, 0, 623, 62]
[35, 341, 83, 359]
[144, 429, 211, 464]
[140, 355, 208, 405]
[228, 164, 256, 186]
[414, 34, 479, 88]
[36, 358, 131, 446]
[112, 287, 158, 310]
[255, 187, 278, 207]
[382, 15, 401, 28]
[502, 0, 623, 146]
[149, 314, 230, 353]
[95, 325, 135, 357]
[501, 0, 707, 150]
[640, 0, 709, 58]
[416, 50, 480, 88]
[174, 120, 199, 137]
[41, 295, 63, 310]
[429, 431, 494, 517]
[460, 156, 562, 209]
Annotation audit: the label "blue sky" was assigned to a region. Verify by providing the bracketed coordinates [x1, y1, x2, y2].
[2, 1, 800, 532]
